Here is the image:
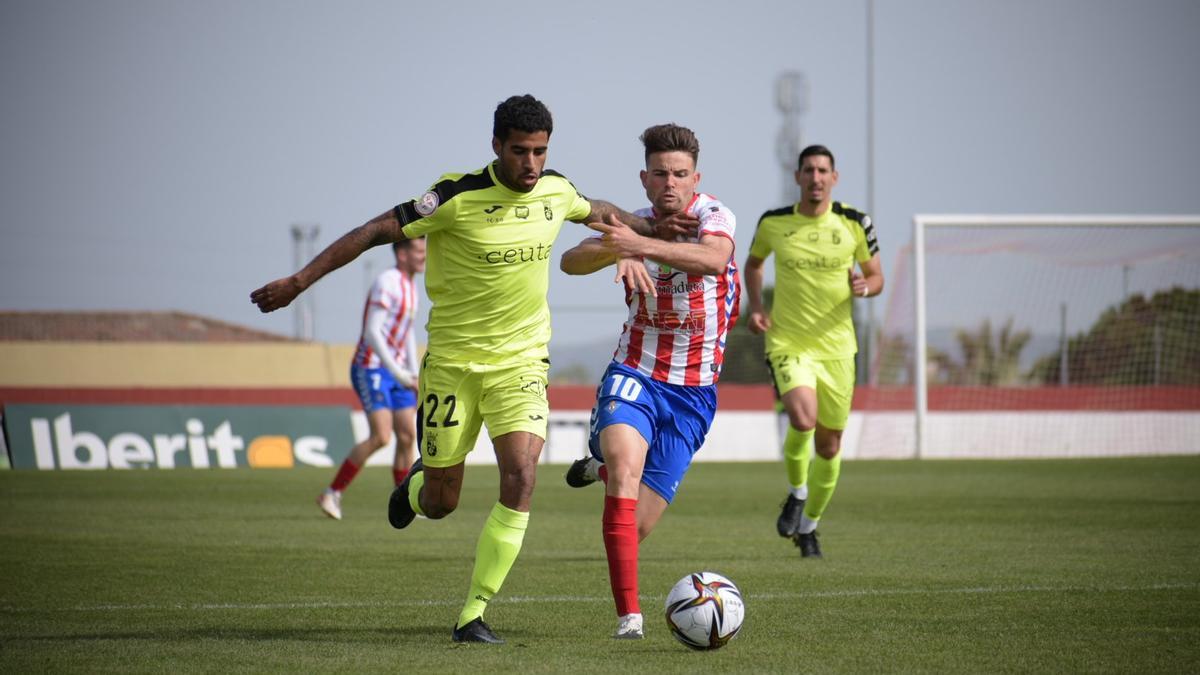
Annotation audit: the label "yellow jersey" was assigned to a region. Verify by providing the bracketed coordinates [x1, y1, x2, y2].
[748, 201, 879, 359]
[396, 162, 592, 363]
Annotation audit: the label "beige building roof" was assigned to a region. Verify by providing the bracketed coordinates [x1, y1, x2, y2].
[0, 311, 293, 343]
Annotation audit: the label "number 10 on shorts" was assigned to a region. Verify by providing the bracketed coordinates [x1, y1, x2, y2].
[607, 373, 643, 401]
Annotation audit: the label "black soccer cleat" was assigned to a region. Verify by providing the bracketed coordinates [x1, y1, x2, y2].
[452, 617, 504, 644]
[564, 456, 600, 488]
[387, 457, 423, 529]
[776, 494, 806, 537]
[794, 530, 822, 558]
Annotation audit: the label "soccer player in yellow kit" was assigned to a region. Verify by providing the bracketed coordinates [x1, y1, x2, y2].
[251, 95, 691, 643]
[743, 144, 884, 558]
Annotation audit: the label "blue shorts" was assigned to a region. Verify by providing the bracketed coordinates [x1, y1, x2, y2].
[588, 362, 716, 503]
[351, 364, 417, 413]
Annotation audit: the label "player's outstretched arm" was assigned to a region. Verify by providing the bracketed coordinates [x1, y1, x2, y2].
[581, 199, 698, 239]
[250, 209, 405, 313]
[591, 215, 731, 276]
[560, 237, 617, 275]
[560, 236, 654, 293]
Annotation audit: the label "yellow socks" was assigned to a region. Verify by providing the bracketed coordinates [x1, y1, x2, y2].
[456, 502, 529, 629]
[407, 471, 426, 517]
[804, 453, 842, 523]
[783, 426, 815, 490]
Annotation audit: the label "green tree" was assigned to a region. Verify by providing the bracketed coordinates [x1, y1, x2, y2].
[1027, 287, 1200, 385]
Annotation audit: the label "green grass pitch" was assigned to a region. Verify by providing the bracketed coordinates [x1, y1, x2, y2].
[2, 457, 1198, 673]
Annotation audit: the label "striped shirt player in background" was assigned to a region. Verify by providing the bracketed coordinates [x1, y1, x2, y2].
[560, 123, 740, 640]
[744, 144, 883, 558]
[318, 237, 426, 520]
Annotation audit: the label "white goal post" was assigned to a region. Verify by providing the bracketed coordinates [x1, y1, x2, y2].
[911, 214, 1200, 459]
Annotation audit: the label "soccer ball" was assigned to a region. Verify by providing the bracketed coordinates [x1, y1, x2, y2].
[663, 571, 745, 650]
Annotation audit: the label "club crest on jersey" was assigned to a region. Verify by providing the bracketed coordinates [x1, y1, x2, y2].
[415, 191, 440, 217]
[542, 200, 553, 220]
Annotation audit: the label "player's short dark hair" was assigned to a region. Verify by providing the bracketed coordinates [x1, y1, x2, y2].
[640, 123, 699, 164]
[493, 94, 553, 141]
[799, 144, 835, 170]
[392, 236, 423, 253]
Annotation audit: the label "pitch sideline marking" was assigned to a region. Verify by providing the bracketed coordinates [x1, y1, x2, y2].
[1, 581, 1196, 614]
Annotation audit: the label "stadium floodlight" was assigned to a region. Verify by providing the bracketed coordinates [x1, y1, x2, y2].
[773, 70, 808, 204]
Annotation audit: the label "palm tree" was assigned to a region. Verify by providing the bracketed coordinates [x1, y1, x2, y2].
[933, 318, 1031, 386]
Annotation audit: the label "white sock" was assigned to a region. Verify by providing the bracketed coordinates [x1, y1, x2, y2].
[798, 514, 819, 534]
[790, 485, 809, 500]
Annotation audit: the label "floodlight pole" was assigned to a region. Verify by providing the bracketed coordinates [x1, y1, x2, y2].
[864, 0, 876, 384]
[290, 224, 320, 341]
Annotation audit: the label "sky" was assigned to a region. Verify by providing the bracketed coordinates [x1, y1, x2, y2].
[3, 0, 1199, 374]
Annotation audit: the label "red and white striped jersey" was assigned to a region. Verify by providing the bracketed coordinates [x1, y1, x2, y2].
[353, 268, 419, 370]
[612, 193, 741, 386]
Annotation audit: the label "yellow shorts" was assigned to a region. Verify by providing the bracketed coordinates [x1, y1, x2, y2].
[766, 353, 856, 430]
[416, 354, 550, 468]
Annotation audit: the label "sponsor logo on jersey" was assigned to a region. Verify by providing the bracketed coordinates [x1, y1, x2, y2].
[480, 243, 554, 265]
[782, 255, 850, 271]
[657, 278, 704, 295]
[631, 307, 708, 334]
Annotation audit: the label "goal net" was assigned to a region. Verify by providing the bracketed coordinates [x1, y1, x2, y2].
[857, 215, 1200, 459]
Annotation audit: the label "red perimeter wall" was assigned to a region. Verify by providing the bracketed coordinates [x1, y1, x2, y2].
[3, 386, 1198, 411]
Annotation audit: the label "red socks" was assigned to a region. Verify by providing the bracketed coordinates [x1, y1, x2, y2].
[330, 460, 409, 490]
[330, 459, 361, 492]
[603, 495, 639, 616]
